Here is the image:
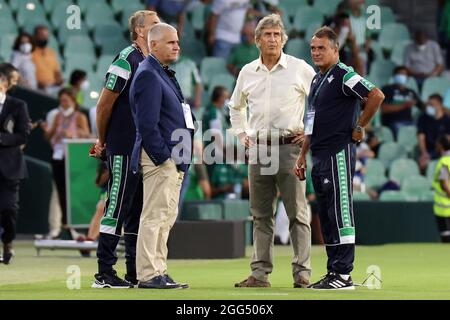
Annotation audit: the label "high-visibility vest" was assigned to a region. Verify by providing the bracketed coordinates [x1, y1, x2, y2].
[433, 155, 450, 218]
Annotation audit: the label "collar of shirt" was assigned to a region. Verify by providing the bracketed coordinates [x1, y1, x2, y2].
[150, 54, 177, 78]
[255, 52, 288, 72]
[0, 93, 6, 105]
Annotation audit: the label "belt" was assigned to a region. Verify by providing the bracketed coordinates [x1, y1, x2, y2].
[256, 135, 298, 146]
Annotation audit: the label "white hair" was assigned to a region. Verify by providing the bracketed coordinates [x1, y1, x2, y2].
[147, 23, 178, 45]
[255, 14, 288, 48]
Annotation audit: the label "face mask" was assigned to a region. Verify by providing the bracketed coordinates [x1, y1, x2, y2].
[36, 39, 48, 48]
[393, 74, 408, 86]
[60, 106, 75, 117]
[19, 43, 32, 54]
[418, 44, 426, 51]
[426, 105, 436, 117]
[80, 80, 90, 91]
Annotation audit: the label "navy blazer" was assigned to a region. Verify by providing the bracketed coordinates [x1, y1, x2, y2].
[0, 96, 30, 180]
[129, 55, 194, 173]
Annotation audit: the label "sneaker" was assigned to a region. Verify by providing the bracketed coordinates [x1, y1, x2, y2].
[234, 276, 271, 288]
[124, 274, 138, 287]
[2, 244, 14, 265]
[138, 275, 181, 289]
[164, 274, 189, 289]
[308, 272, 355, 290]
[92, 270, 133, 289]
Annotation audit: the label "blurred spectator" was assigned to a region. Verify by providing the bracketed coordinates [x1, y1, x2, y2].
[147, 0, 189, 36]
[380, 66, 423, 137]
[10, 33, 37, 90]
[40, 88, 91, 231]
[227, 21, 259, 77]
[210, 163, 248, 199]
[346, 0, 374, 75]
[404, 31, 445, 89]
[444, 88, 450, 113]
[0, 63, 20, 91]
[32, 26, 63, 96]
[207, 0, 251, 59]
[202, 86, 230, 134]
[330, 12, 363, 75]
[418, 94, 450, 172]
[67, 69, 89, 108]
[172, 56, 203, 110]
[252, 0, 280, 16]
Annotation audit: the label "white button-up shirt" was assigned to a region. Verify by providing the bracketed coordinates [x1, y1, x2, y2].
[229, 52, 316, 138]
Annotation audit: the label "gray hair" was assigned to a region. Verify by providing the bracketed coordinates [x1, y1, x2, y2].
[128, 10, 158, 41]
[255, 14, 288, 47]
[147, 23, 178, 44]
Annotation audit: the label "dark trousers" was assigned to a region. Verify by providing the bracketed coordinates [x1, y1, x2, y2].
[51, 159, 67, 225]
[435, 216, 450, 243]
[97, 155, 143, 276]
[311, 144, 356, 275]
[0, 175, 19, 245]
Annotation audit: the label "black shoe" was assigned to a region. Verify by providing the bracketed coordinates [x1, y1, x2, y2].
[124, 274, 138, 287]
[92, 270, 133, 289]
[138, 275, 181, 289]
[164, 274, 189, 289]
[308, 272, 354, 290]
[2, 245, 13, 265]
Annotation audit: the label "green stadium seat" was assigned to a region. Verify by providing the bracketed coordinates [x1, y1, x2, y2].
[313, 0, 340, 18]
[22, 18, 53, 36]
[293, 6, 324, 34]
[279, 0, 308, 22]
[380, 6, 396, 26]
[51, 1, 77, 29]
[389, 158, 420, 184]
[16, 1, 48, 26]
[200, 57, 228, 87]
[368, 59, 396, 84]
[353, 192, 371, 201]
[85, 3, 116, 30]
[421, 77, 450, 101]
[365, 0, 380, 6]
[378, 23, 410, 51]
[370, 40, 384, 61]
[0, 1, 13, 20]
[390, 40, 411, 66]
[373, 125, 394, 143]
[285, 39, 311, 63]
[365, 174, 388, 190]
[181, 202, 223, 220]
[418, 190, 434, 201]
[96, 55, 115, 76]
[8, 0, 41, 13]
[402, 175, 432, 196]
[222, 200, 250, 220]
[64, 53, 97, 75]
[378, 141, 407, 168]
[427, 160, 438, 182]
[305, 22, 323, 43]
[405, 77, 419, 94]
[0, 34, 16, 62]
[208, 73, 236, 95]
[93, 23, 126, 47]
[63, 35, 95, 58]
[180, 39, 206, 65]
[397, 125, 417, 153]
[111, 0, 142, 14]
[121, 3, 146, 27]
[366, 158, 386, 177]
[58, 26, 89, 46]
[99, 37, 129, 56]
[190, 2, 206, 31]
[379, 190, 409, 201]
[43, 0, 70, 14]
[76, 0, 109, 14]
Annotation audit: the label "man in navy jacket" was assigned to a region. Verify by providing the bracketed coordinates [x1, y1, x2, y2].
[130, 23, 194, 289]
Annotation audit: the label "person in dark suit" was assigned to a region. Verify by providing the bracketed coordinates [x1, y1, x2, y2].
[0, 72, 30, 264]
[130, 23, 194, 289]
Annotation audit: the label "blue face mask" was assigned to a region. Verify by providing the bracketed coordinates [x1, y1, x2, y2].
[426, 105, 436, 117]
[393, 74, 408, 86]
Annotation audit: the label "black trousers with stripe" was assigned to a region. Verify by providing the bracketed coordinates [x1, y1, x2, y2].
[435, 216, 450, 243]
[311, 144, 356, 275]
[97, 155, 143, 276]
[0, 174, 19, 245]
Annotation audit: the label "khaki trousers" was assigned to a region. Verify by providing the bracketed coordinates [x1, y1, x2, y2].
[136, 150, 184, 282]
[248, 144, 311, 282]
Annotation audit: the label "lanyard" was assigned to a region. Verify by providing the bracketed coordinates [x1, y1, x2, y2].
[308, 64, 337, 112]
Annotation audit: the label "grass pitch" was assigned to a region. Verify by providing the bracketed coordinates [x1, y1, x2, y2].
[1, 241, 450, 300]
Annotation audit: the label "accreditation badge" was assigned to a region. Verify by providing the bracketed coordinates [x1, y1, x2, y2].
[304, 110, 315, 135]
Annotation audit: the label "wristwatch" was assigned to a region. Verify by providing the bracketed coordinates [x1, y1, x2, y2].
[355, 125, 364, 133]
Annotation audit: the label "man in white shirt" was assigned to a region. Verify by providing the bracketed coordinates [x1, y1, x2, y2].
[208, 0, 250, 59]
[230, 14, 315, 288]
